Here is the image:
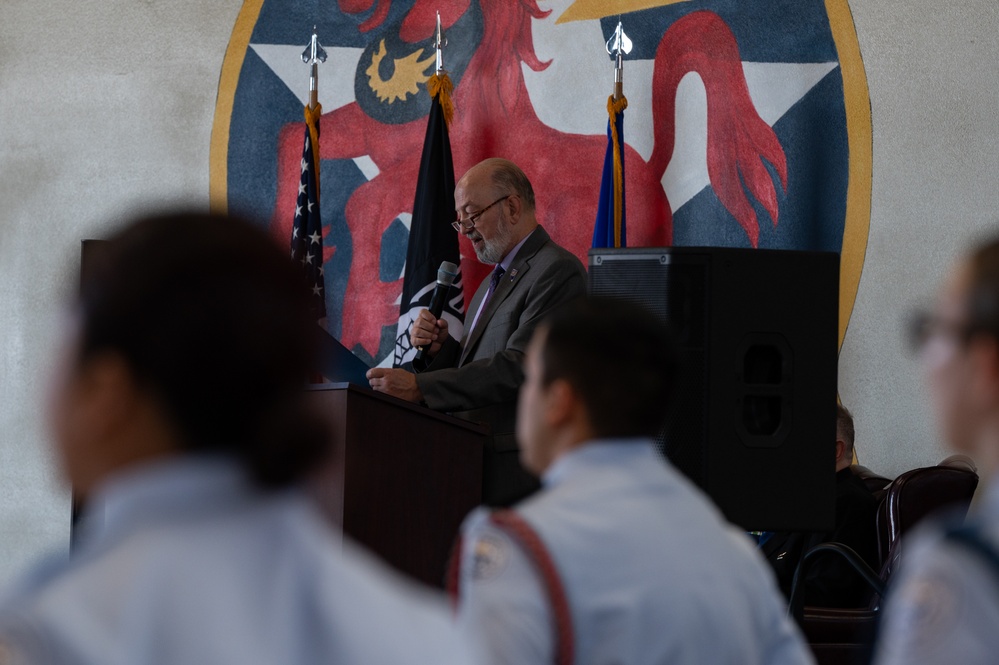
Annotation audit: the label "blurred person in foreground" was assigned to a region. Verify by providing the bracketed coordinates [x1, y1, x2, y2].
[450, 297, 814, 665]
[874, 235, 999, 664]
[0, 212, 475, 665]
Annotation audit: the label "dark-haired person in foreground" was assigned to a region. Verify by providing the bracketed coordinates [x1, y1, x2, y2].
[451, 298, 814, 665]
[0, 212, 475, 664]
[874, 235, 999, 664]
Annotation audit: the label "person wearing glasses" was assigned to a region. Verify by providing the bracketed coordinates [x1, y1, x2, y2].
[367, 158, 586, 505]
[874, 236, 999, 664]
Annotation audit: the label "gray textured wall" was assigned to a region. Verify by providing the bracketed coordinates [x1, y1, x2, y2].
[0, 0, 244, 582]
[0, 0, 996, 586]
[838, 1, 999, 477]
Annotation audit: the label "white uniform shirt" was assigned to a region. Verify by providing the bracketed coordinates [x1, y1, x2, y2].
[0, 457, 476, 665]
[456, 440, 814, 665]
[874, 479, 999, 665]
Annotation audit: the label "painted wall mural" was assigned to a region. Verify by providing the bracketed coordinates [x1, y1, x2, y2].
[210, 0, 871, 366]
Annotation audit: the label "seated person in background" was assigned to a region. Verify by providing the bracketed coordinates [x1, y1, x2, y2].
[874, 235, 999, 664]
[451, 297, 813, 665]
[0, 212, 474, 664]
[761, 404, 880, 607]
[367, 158, 586, 506]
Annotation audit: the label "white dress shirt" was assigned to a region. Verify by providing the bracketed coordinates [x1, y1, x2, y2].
[456, 439, 814, 665]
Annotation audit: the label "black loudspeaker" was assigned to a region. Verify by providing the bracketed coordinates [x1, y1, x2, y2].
[588, 247, 839, 531]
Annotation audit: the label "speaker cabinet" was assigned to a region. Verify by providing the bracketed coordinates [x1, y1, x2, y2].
[588, 247, 839, 531]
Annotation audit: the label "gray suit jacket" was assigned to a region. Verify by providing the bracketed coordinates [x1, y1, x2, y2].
[414, 225, 586, 451]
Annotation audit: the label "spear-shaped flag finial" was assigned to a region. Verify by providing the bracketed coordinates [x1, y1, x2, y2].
[434, 11, 448, 74]
[301, 27, 327, 110]
[605, 18, 632, 101]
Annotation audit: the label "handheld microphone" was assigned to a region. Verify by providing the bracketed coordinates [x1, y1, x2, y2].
[415, 261, 458, 361]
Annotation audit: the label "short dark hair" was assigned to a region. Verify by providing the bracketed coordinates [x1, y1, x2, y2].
[537, 297, 679, 438]
[77, 211, 329, 488]
[836, 403, 855, 455]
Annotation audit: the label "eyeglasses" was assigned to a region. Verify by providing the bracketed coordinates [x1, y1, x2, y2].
[452, 195, 510, 232]
[907, 309, 977, 353]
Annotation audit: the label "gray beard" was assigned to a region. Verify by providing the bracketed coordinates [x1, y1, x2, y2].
[474, 220, 514, 264]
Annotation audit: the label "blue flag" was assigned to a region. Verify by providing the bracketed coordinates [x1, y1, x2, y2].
[592, 96, 628, 248]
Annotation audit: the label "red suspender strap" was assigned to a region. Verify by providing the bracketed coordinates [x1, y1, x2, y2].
[489, 510, 575, 665]
[445, 533, 463, 611]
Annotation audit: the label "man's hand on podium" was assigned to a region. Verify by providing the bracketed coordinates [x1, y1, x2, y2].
[410, 309, 449, 361]
[366, 367, 424, 404]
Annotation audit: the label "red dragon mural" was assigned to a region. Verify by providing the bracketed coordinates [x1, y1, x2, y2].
[268, 0, 787, 359]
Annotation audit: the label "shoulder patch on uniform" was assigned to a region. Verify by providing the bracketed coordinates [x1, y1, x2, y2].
[890, 576, 959, 648]
[471, 533, 509, 582]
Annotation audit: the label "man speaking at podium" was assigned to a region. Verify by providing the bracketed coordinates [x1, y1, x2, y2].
[367, 158, 586, 505]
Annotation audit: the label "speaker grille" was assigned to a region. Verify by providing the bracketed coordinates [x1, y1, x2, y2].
[588, 247, 840, 531]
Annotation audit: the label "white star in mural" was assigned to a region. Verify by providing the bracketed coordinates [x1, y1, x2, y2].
[252, 42, 382, 182]
[250, 43, 363, 111]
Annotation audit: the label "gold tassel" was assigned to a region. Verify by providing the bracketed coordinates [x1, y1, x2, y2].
[607, 95, 628, 248]
[428, 72, 455, 128]
[304, 103, 323, 203]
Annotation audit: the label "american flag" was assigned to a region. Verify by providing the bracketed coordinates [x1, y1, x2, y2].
[291, 103, 326, 321]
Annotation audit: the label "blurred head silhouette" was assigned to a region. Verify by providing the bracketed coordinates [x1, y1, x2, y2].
[914, 235, 999, 475]
[49, 211, 329, 498]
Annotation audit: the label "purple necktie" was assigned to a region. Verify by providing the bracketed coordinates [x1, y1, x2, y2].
[469, 265, 506, 335]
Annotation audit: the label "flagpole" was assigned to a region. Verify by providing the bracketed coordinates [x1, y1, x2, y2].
[434, 11, 447, 75]
[429, 11, 455, 127]
[608, 18, 631, 101]
[613, 26, 624, 101]
[591, 20, 632, 249]
[294, 28, 329, 342]
[303, 27, 326, 111]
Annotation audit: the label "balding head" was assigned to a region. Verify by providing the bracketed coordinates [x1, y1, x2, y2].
[455, 158, 538, 264]
[462, 158, 536, 213]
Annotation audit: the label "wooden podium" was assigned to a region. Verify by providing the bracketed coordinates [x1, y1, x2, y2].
[307, 383, 487, 587]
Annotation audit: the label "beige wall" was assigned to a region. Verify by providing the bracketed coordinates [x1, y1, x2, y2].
[0, 0, 996, 585]
[0, 0, 245, 582]
[838, 1, 999, 476]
